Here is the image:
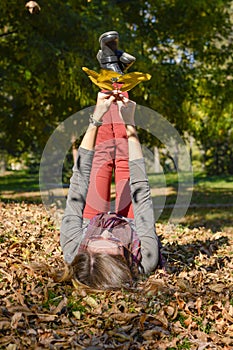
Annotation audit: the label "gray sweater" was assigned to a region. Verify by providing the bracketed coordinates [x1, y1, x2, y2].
[60, 147, 159, 274]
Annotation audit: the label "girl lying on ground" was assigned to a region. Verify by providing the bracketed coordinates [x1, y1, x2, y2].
[60, 90, 161, 290]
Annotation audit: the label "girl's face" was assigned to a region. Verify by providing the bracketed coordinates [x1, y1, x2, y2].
[86, 230, 124, 256]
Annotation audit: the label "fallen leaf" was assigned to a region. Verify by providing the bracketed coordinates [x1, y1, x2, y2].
[208, 283, 227, 293]
[25, 1, 41, 14]
[10, 312, 22, 329]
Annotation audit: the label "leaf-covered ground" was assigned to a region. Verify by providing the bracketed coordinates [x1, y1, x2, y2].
[0, 202, 233, 350]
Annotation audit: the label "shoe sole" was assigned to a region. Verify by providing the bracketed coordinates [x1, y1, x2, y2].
[99, 31, 119, 44]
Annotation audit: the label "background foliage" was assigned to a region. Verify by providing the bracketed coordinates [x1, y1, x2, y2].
[0, 0, 232, 174]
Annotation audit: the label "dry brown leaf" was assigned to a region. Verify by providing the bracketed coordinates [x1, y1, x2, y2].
[10, 312, 23, 329]
[37, 314, 58, 322]
[183, 314, 193, 327]
[142, 327, 170, 340]
[196, 297, 202, 315]
[25, 1, 41, 14]
[222, 308, 233, 323]
[164, 305, 176, 317]
[0, 320, 11, 330]
[110, 312, 139, 322]
[153, 309, 169, 328]
[174, 292, 186, 310]
[208, 283, 227, 293]
[51, 296, 67, 315]
[176, 278, 192, 292]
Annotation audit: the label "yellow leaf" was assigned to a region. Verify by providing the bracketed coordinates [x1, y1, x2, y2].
[82, 67, 151, 91]
[72, 311, 81, 319]
[83, 296, 98, 308]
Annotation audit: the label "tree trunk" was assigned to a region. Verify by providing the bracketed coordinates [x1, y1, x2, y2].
[154, 146, 163, 173]
[0, 151, 7, 174]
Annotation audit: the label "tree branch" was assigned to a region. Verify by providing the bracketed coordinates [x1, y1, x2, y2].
[0, 30, 18, 38]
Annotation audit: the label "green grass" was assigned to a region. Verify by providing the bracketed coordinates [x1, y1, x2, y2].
[0, 169, 233, 232]
[0, 169, 39, 193]
[148, 171, 233, 231]
[148, 171, 233, 206]
[1, 169, 232, 202]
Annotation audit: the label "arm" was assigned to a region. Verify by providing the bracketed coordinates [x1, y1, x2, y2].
[60, 92, 115, 263]
[117, 99, 159, 273]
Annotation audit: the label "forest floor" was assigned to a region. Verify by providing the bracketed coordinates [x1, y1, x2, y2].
[0, 171, 233, 349]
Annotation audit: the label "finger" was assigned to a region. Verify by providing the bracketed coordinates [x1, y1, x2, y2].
[117, 93, 124, 100]
[108, 94, 116, 103]
[98, 91, 109, 100]
[123, 96, 129, 102]
[120, 95, 129, 105]
[116, 100, 123, 108]
[102, 90, 113, 95]
[112, 90, 127, 100]
[99, 90, 114, 96]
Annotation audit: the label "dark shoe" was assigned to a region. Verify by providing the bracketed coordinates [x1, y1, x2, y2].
[97, 31, 136, 74]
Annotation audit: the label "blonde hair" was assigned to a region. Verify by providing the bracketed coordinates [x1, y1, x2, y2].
[59, 251, 134, 290]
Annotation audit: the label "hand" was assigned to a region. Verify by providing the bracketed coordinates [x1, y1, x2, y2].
[117, 95, 136, 126]
[93, 92, 116, 122]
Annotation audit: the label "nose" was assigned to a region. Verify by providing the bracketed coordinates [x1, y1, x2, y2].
[101, 230, 111, 238]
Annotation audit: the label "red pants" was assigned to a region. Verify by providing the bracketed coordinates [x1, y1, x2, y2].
[83, 101, 134, 219]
